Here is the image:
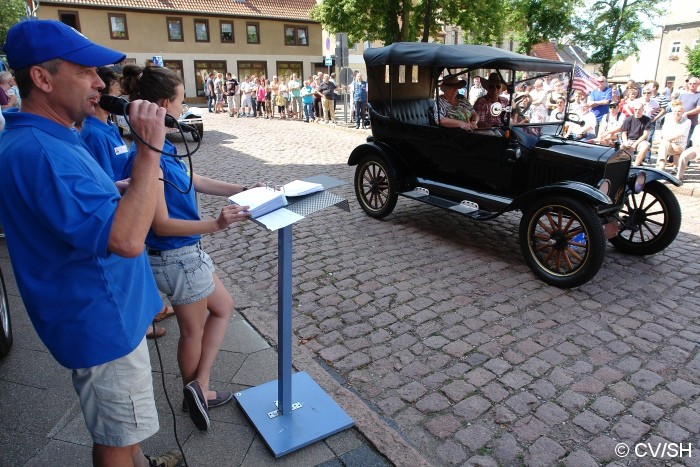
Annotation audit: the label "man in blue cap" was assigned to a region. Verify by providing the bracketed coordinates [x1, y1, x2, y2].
[0, 20, 181, 467]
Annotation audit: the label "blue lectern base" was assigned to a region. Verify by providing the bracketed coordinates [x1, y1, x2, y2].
[235, 371, 354, 458]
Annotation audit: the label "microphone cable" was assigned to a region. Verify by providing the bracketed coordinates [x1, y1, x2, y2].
[119, 100, 199, 195]
[150, 320, 190, 467]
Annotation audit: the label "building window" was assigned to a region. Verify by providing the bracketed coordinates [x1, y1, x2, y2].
[671, 41, 681, 54]
[108, 13, 128, 40]
[194, 60, 227, 97]
[166, 17, 183, 42]
[237, 61, 267, 81]
[194, 19, 210, 42]
[284, 25, 308, 46]
[220, 21, 234, 43]
[58, 10, 80, 31]
[276, 62, 303, 81]
[246, 23, 260, 44]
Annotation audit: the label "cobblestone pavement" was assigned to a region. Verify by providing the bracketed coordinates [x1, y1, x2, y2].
[181, 111, 700, 466]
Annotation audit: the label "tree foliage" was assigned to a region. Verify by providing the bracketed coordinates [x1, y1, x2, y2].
[0, 0, 26, 49]
[311, 0, 575, 52]
[310, 0, 510, 46]
[573, 0, 663, 76]
[506, 0, 576, 55]
[686, 38, 700, 78]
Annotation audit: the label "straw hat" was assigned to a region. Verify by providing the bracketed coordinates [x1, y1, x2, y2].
[482, 72, 505, 90]
[439, 75, 467, 89]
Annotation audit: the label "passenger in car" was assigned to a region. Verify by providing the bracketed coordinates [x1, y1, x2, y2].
[474, 72, 510, 128]
[512, 92, 532, 124]
[434, 75, 478, 131]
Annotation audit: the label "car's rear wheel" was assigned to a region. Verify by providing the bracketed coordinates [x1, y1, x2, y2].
[354, 154, 398, 219]
[0, 267, 12, 358]
[519, 196, 605, 288]
[609, 181, 681, 255]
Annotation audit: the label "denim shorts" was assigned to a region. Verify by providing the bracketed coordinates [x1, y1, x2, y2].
[147, 243, 215, 306]
[72, 338, 158, 446]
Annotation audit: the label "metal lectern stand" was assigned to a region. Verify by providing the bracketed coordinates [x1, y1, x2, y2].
[234, 176, 353, 458]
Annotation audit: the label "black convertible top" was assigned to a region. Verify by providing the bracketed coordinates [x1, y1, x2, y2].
[364, 42, 573, 73]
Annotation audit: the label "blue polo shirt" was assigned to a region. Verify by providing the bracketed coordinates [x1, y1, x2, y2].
[588, 86, 613, 122]
[80, 115, 129, 182]
[124, 139, 200, 251]
[0, 112, 162, 369]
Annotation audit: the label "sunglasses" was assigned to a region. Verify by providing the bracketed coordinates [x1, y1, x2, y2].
[642, 91, 651, 94]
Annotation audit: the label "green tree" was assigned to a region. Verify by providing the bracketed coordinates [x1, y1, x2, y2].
[310, 0, 413, 46]
[0, 0, 26, 49]
[506, 0, 576, 55]
[310, 0, 509, 46]
[574, 0, 664, 76]
[442, 0, 508, 45]
[685, 38, 700, 78]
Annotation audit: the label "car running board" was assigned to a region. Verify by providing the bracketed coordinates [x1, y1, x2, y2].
[400, 188, 497, 220]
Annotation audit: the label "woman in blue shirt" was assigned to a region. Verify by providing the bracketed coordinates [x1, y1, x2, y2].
[122, 64, 255, 431]
[81, 67, 172, 339]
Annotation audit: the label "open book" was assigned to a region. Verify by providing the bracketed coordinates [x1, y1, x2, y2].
[282, 180, 323, 197]
[228, 187, 288, 219]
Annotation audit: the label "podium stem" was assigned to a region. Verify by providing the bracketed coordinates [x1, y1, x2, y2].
[277, 225, 293, 414]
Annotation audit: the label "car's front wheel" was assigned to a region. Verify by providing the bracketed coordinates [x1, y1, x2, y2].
[354, 154, 398, 219]
[519, 196, 606, 288]
[0, 267, 12, 358]
[609, 181, 681, 255]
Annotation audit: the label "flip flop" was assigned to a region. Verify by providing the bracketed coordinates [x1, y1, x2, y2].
[153, 306, 175, 322]
[146, 325, 166, 339]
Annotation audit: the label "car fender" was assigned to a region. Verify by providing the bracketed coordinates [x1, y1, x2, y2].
[512, 181, 612, 211]
[348, 141, 403, 168]
[629, 166, 682, 187]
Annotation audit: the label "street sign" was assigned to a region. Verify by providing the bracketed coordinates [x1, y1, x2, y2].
[339, 67, 353, 86]
[324, 56, 333, 66]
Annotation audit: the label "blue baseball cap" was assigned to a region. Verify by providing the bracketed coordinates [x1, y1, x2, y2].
[2, 19, 126, 70]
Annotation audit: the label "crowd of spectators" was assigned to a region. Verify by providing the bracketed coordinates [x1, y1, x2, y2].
[201, 69, 369, 128]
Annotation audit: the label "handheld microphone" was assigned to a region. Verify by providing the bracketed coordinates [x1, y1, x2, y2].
[99, 95, 195, 132]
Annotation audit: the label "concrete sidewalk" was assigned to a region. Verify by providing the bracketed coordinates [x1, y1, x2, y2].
[0, 243, 400, 466]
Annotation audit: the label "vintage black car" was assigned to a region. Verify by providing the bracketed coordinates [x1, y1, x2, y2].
[348, 42, 681, 288]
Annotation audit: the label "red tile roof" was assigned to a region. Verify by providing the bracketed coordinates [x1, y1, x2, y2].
[40, 0, 319, 22]
[530, 42, 560, 62]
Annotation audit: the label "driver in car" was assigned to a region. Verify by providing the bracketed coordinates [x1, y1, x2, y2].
[474, 72, 510, 128]
[434, 75, 478, 131]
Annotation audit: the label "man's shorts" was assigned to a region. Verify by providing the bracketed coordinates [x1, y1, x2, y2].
[72, 338, 158, 446]
[147, 243, 215, 306]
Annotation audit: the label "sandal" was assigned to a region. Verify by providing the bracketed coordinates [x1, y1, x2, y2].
[153, 306, 175, 322]
[146, 325, 166, 339]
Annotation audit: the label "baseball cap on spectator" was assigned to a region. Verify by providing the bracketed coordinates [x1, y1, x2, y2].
[3, 19, 125, 70]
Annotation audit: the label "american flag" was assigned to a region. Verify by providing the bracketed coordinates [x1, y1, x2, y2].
[572, 64, 598, 93]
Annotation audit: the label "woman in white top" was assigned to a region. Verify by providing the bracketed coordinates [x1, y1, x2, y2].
[656, 100, 691, 170]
